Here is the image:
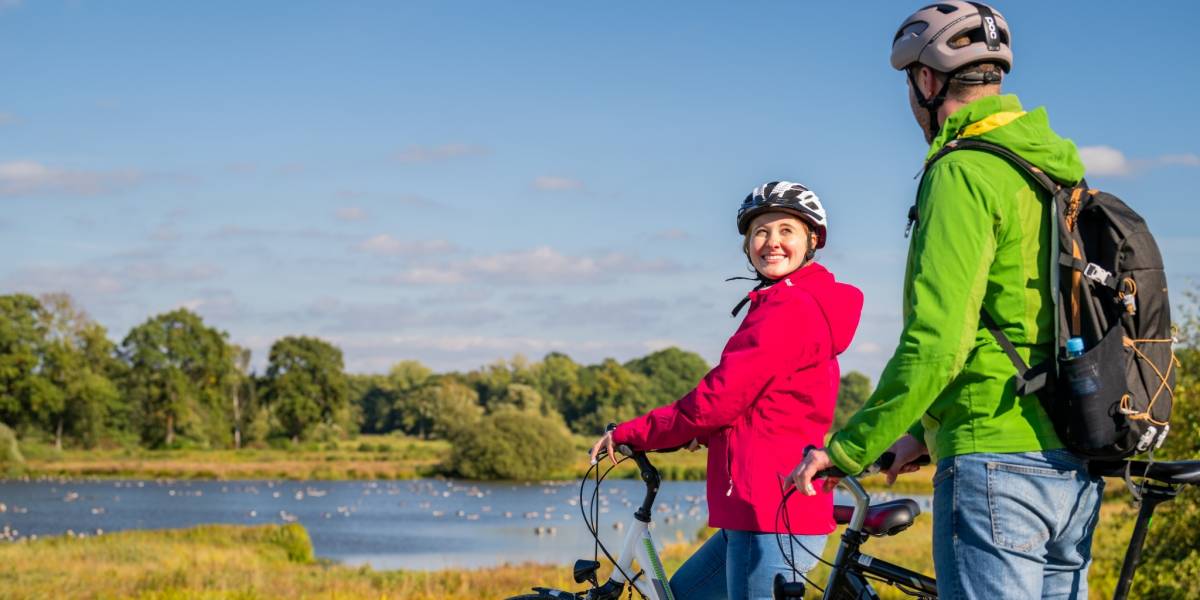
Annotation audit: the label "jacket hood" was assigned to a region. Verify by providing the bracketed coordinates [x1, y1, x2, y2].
[926, 94, 1085, 185]
[766, 262, 864, 355]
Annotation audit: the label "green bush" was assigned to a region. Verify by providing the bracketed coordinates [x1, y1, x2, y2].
[445, 411, 574, 480]
[267, 523, 315, 563]
[1119, 298, 1200, 598]
[0, 422, 24, 468]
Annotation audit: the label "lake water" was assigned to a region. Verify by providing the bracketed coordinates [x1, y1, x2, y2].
[0, 478, 929, 570]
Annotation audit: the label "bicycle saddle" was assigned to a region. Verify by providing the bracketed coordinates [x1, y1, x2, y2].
[1089, 459, 1200, 485]
[833, 499, 921, 537]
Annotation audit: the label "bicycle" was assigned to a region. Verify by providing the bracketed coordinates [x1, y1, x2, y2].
[773, 454, 1200, 599]
[504, 442, 689, 600]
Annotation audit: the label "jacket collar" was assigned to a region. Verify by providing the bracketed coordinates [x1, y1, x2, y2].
[748, 262, 828, 301]
[926, 94, 1024, 160]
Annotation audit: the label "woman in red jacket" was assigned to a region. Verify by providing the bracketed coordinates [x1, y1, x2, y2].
[589, 181, 864, 600]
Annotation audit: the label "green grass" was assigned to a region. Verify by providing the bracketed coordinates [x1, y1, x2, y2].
[0, 497, 1150, 599]
[18, 435, 449, 481]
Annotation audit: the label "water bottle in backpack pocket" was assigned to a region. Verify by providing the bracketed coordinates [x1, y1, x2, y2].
[1058, 328, 1142, 455]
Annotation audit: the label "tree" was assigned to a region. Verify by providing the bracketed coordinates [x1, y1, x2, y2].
[446, 411, 574, 480]
[488, 383, 544, 415]
[533, 352, 581, 416]
[349, 373, 392, 434]
[624, 347, 709, 408]
[388, 360, 433, 391]
[833, 371, 873, 431]
[570, 359, 653, 434]
[36, 294, 120, 449]
[0, 294, 49, 431]
[263, 336, 349, 442]
[226, 345, 253, 449]
[394, 378, 482, 439]
[120, 308, 233, 447]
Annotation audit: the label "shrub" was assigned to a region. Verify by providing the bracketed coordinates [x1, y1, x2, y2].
[267, 523, 315, 563]
[1118, 297, 1200, 598]
[445, 411, 574, 480]
[0, 422, 24, 468]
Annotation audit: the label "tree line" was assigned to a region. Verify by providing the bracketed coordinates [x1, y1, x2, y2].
[0, 292, 874, 456]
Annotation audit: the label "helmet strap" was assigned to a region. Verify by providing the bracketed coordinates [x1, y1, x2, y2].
[908, 66, 956, 141]
[727, 274, 777, 317]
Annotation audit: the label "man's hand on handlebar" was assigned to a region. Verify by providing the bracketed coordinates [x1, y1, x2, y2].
[884, 434, 928, 486]
[789, 444, 934, 496]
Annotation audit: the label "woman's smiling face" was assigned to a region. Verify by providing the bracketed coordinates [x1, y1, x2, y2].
[746, 212, 812, 280]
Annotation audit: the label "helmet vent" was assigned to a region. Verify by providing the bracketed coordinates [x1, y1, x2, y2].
[894, 21, 928, 43]
[923, 3, 959, 14]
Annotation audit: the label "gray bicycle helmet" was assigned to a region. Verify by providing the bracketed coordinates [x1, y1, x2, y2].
[891, 1, 1013, 74]
[736, 181, 827, 249]
[891, 2, 1012, 139]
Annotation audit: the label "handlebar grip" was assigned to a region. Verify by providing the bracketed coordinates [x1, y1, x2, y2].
[812, 451, 932, 480]
[875, 451, 932, 471]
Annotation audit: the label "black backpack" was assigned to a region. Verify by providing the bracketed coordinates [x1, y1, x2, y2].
[924, 138, 1178, 460]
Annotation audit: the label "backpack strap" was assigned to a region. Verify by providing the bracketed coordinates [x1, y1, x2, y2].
[927, 138, 1064, 194]
[926, 137, 1069, 398]
[979, 308, 1052, 397]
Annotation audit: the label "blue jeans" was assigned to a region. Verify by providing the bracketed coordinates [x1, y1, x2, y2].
[669, 529, 826, 600]
[932, 450, 1104, 599]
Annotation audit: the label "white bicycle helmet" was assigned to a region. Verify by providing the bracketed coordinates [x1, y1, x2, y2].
[736, 181, 827, 249]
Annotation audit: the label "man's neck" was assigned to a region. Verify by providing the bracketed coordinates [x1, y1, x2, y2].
[935, 91, 1001, 131]
[936, 98, 969, 130]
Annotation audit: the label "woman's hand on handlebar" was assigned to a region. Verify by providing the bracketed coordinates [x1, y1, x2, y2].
[884, 434, 928, 486]
[790, 447, 838, 497]
[589, 430, 618, 466]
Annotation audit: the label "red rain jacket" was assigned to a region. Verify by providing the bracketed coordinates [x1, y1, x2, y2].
[614, 262, 863, 534]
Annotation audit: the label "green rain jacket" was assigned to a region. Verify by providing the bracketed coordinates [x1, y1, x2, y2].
[828, 94, 1086, 474]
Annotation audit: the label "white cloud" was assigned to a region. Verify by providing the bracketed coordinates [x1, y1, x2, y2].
[390, 245, 676, 285]
[336, 207, 367, 221]
[1079, 145, 1200, 177]
[0, 160, 143, 197]
[1078, 145, 1131, 176]
[393, 268, 465, 284]
[533, 176, 584, 191]
[394, 143, 488, 163]
[1159, 154, 1200, 168]
[177, 290, 243, 321]
[356, 234, 455, 256]
[4, 261, 220, 299]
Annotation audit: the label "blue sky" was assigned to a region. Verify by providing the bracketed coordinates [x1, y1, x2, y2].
[2, 1, 1198, 378]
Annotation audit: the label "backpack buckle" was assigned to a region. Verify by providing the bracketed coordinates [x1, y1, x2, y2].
[1083, 263, 1115, 287]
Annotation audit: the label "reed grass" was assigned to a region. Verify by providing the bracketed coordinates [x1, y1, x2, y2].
[0, 496, 1145, 599]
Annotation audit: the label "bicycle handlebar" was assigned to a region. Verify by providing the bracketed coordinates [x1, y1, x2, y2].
[814, 451, 932, 480]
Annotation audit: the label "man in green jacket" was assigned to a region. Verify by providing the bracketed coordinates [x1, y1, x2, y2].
[791, 2, 1104, 598]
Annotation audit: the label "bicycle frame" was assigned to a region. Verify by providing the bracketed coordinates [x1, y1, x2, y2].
[607, 518, 673, 600]
[821, 475, 936, 599]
